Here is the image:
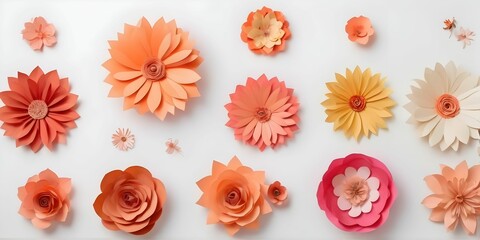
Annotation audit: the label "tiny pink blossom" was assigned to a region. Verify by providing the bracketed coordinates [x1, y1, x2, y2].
[22, 17, 57, 51]
[112, 128, 135, 151]
[456, 27, 475, 49]
[165, 139, 181, 154]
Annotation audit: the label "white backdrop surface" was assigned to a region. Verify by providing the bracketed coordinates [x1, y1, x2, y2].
[0, 0, 480, 239]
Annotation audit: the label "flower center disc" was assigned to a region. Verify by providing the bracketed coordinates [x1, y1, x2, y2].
[225, 188, 241, 205]
[143, 58, 166, 81]
[38, 195, 51, 208]
[436, 94, 460, 119]
[255, 107, 272, 123]
[343, 176, 370, 206]
[349, 95, 366, 112]
[28, 100, 48, 119]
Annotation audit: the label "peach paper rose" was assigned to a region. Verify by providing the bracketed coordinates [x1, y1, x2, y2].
[345, 16, 375, 45]
[93, 166, 167, 235]
[18, 169, 71, 229]
[196, 156, 272, 235]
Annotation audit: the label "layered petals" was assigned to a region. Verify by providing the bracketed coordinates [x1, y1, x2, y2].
[345, 16, 374, 45]
[22, 17, 57, 51]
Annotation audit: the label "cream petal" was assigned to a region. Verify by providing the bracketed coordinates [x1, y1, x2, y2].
[337, 196, 352, 211]
[356, 166, 371, 180]
[413, 107, 437, 122]
[368, 189, 380, 202]
[348, 205, 362, 217]
[429, 119, 445, 147]
[344, 167, 356, 177]
[367, 177, 380, 190]
[459, 111, 480, 128]
[361, 200, 372, 213]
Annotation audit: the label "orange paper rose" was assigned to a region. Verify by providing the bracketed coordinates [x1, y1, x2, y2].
[18, 169, 71, 229]
[241, 6, 291, 55]
[345, 16, 375, 45]
[196, 156, 272, 235]
[104, 17, 202, 120]
[93, 166, 167, 235]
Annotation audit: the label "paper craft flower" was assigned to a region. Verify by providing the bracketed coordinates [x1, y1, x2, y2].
[165, 138, 181, 154]
[405, 62, 480, 151]
[18, 169, 71, 229]
[112, 128, 135, 151]
[322, 66, 395, 141]
[0, 67, 80, 152]
[345, 16, 374, 45]
[104, 17, 203, 120]
[267, 181, 288, 206]
[317, 153, 397, 232]
[196, 156, 272, 236]
[93, 166, 167, 235]
[456, 27, 475, 49]
[22, 17, 57, 51]
[241, 6, 291, 55]
[443, 18, 456, 38]
[422, 161, 480, 235]
[225, 74, 299, 151]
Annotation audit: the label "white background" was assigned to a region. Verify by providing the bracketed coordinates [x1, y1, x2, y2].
[0, 0, 479, 239]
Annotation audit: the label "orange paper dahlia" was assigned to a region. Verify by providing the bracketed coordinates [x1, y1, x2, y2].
[241, 6, 291, 55]
[104, 17, 203, 120]
[0, 67, 79, 152]
[225, 74, 299, 151]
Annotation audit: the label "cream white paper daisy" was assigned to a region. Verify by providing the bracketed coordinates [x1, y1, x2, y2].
[405, 62, 480, 151]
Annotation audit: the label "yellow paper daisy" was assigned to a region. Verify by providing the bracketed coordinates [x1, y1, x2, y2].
[322, 66, 395, 140]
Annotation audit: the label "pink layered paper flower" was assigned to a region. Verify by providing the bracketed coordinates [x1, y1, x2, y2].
[18, 169, 71, 229]
[22, 17, 57, 51]
[317, 153, 397, 232]
[225, 74, 299, 151]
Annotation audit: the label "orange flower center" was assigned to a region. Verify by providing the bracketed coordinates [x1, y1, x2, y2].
[35, 192, 54, 209]
[143, 58, 166, 81]
[28, 100, 48, 119]
[435, 94, 460, 119]
[349, 95, 366, 112]
[121, 136, 127, 142]
[255, 107, 272, 123]
[455, 195, 464, 203]
[225, 188, 241, 206]
[273, 188, 281, 197]
[120, 191, 140, 208]
[356, 30, 368, 38]
[343, 176, 370, 206]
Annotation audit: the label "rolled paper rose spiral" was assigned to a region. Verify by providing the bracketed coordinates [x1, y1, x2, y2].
[93, 166, 167, 235]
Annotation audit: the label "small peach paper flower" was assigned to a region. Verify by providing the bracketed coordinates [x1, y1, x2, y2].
[165, 138, 181, 154]
[317, 154, 397, 232]
[18, 169, 71, 229]
[225, 74, 299, 151]
[241, 6, 291, 55]
[345, 16, 374, 45]
[456, 27, 475, 49]
[22, 17, 56, 51]
[405, 62, 480, 151]
[0, 67, 79, 152]
[104, 17, 203, 120]
[196, 156, 272, 236]
[322, 66, 395, 141]
[93, 166, 167, 235]
[112, 128, 135, 151]
[268, 181, 288, 205]
[443, 18, 456, 38]
[422, 161, 480, 235]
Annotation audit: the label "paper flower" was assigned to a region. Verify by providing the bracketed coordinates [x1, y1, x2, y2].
[18, 169, 71, 229]
[317, 153, 397, 232]
[345, 16, 374, 45]
[267, 181, 288, 206]
[456, 27, 475, 49]
[165, 138, 181, 154]
[422, 161, 480, 235]
[93, 166, 167, 235]
[405, 62, 480, 151]
[241, 6, 291, 55]
[0, 67, 79, 152]
[196, 156, 272, 235]
[322, 66, 395, 141]
[225, 74, 299, 151]
[104, 17, 203, 120]
[22, 17, 56, 51]
[112, 128, 135, 151]
[443, 18, 456, 38]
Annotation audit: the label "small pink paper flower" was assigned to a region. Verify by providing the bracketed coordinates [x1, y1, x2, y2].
[165, 138, 181, 154]
[112, 128, 135, 151]
[22, 17, 56, 51]
[317, 153, 397, 232]
[267, 181, 288, 205]
[456, 27, 475, 49]
[345, 16, 375, 45]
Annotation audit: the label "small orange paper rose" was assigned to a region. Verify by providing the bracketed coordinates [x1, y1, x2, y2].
[104, 17, 203, 120]
[18, 169, 71, 229]
[196, 156, 272, 235]
[267, 181, 288, 205]
[93, 166, 167, 235]
[345, 16, 375, 45]
[22, 17, 57, 51]
[241, 6, 291, 55]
